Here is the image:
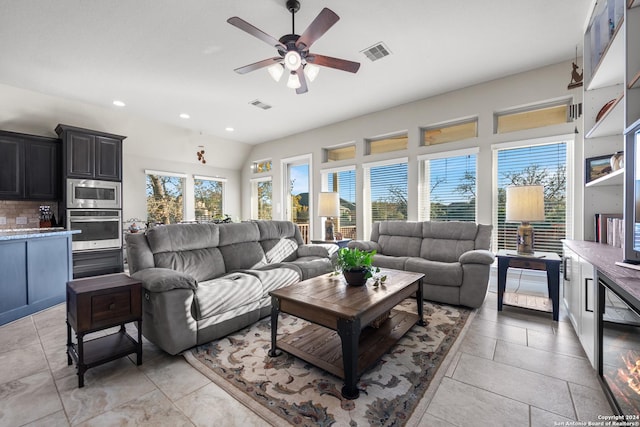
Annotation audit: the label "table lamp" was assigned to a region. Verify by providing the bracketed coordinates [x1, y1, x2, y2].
[318, 192, 340, 241]
[505, 185, 545, 255]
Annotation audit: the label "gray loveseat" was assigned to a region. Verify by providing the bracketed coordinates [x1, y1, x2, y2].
[125, 220, 337, 355]
[348, 221, 494, 308]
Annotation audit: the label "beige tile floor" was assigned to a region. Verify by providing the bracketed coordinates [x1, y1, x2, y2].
[0, 289, 613, 426]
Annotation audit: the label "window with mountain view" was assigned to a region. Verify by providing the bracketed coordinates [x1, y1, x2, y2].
[419, 150, 477, 221]
[493, 140, 570, 255]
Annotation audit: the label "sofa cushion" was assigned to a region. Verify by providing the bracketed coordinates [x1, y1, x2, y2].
[242, 264, 301, 297]
[420, 221, 479, 262]
[372, 254, 409, 271]
[194, 273, 262, 320]
[378, 235, 422, 257]
[146, 223, 219, 253]
[131, 267, 197, 292]
[254, 220, 303, 244]
[405, 258, 463, 287]
[260, 238, 299, 263]
[285, 257, 333, 280]
[154, 247, 226, 282]
[220, 242, 267, 271]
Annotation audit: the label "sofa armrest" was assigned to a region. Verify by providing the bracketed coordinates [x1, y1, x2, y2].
[131, 268, 198, 292]
[347, 240, 381, 252]
[297, 244, 338, 258]
[459, 249, 495, 265]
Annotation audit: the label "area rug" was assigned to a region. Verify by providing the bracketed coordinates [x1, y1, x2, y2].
[184, 299, 474, 427]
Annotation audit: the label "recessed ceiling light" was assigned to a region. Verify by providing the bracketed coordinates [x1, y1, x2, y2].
[225, 127, 234, 132]
[113, 100, 126, 107]
[179, 113, 190, 119]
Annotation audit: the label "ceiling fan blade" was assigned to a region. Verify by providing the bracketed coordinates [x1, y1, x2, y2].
[296, 67, 308, 95]
[295, 8, 339, 50]
[227, 17, 286, 51]
[308, 54, 360, 73]
[234, 57, 282, 74]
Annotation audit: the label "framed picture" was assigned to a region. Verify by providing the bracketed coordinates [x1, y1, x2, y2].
[585, 154, 613, 184]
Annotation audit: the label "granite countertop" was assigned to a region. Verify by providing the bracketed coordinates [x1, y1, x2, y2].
[563, 239, 640, 307]
[0, 228, 81, 241]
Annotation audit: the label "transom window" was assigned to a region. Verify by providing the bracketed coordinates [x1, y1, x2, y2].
[324, 144, 356, 162]
[366, 133, 408, 155]
[421, 118, 478, 146]
[495, 101, 570, 134]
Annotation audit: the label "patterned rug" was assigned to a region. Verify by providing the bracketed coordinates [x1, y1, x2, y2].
[184, 299, 473, 427]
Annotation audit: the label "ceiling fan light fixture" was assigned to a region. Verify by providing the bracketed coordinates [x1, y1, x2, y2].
[287, 71, 301, 89]
[304, 63, 319, 82]
[267, 63, 284, 82]
[284, 50, 301, 71]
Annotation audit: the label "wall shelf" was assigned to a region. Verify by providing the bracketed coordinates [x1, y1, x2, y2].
[586, 168, 624, 187]
[587, 18, 625, 90]
[585, 93, 625, 138]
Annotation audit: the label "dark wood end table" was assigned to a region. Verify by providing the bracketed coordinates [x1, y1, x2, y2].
[66, 273, 142, 387]
[268, 269, 425, 400]
[496, 249, 562, 321]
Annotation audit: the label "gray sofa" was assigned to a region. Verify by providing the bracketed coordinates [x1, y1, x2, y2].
[125, 220, 337, 355]
[348, 221, 494, 308]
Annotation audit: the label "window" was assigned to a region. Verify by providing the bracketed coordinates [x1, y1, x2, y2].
[322, 167, 357, 239]
[145, 171, 186, 225]
[419, 149, 477, 221]
[364, 158, 408, 236]
[493, 138, 571, 255]
[250, 177, 272, 220]
[283, 155, 312, 243]
[252, 159, 272, 173]
[194, 175, 225, 221]
[324, 144, 356, 162]
[495, 101, 570, 134]
[421, 118, 478, 146]
[366, 133, 408, 155]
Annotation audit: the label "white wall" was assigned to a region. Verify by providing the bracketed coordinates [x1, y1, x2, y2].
[241, 60, 585, 241]
[0, 83, 252, 223]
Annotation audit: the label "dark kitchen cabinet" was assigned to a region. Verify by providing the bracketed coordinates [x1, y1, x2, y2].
[0, 130, 60, 200]
[56, 124, 125, 181]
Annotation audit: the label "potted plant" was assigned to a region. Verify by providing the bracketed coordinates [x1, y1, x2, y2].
[332, 247, 386, 287]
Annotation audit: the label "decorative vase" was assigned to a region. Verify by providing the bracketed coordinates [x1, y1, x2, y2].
[611, 151, 624, 171]
[343, 269, 368, 287]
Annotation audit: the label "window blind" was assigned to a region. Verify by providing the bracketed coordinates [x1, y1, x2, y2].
[420, 153, 477, 221]
[366, 161, 408, 224]
[493, 142, 569, 255]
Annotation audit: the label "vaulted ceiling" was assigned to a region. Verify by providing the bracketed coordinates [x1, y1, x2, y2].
[0, 0, 592, 145]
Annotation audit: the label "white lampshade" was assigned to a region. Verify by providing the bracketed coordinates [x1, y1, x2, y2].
[286, 71, 301, 89]
[506, 185, 545, 222]
[267, 63, 284, 82]
[284, 51, 301, 71]
[318, 192, 340, 217]
[304, 63, 319, 82]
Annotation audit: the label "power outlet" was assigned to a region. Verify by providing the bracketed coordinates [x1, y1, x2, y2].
[0, 217, 6, 225]
[16, 216, 27, 225]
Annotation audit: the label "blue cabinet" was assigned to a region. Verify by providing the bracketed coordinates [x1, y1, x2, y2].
[0, 231, 74, 325]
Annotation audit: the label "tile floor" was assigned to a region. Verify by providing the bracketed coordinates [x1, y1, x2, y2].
[0, 288, 613, 426]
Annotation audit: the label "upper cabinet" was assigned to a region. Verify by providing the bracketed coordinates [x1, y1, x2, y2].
[582, 0, 639, 240]
[55, 124, 125, 181]
[0, 130, 60, 201]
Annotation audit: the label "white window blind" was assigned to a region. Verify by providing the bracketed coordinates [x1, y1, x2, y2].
[326, 168, 357, 239]
[493, 141, 569, 255]
[419, 151, 477, 221]
[365, 160, 408, 226]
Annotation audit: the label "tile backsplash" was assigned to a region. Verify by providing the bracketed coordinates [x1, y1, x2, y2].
[0, 201, 59, 230]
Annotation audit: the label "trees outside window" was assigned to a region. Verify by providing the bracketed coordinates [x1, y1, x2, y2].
[194, 177, 224, 221]
[146, 173, 185, 225]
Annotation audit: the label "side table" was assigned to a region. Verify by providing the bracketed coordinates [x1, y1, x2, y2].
[311, 239, 352, 248]
[496, 250, 562, 321]
[66, 273, 142, 387]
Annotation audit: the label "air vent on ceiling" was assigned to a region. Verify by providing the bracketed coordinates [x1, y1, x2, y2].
[249, 99, 272, 110]
[361, 42, 391, 62]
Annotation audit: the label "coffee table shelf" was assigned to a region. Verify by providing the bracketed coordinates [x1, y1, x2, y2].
[277, 308, 418, 379]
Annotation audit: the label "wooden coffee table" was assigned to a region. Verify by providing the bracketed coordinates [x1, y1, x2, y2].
[268, 268, 425, 399]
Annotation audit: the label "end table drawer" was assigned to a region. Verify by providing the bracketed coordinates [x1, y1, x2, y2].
[91, 291, 131, 324]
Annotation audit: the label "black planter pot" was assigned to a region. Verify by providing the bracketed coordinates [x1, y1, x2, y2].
[343, 269, 368, 286]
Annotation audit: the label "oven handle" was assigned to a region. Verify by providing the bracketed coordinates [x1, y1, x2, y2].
[69, 218, 121, 222]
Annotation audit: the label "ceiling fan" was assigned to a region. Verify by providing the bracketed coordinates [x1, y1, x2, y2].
[227, 0, 360, 94]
